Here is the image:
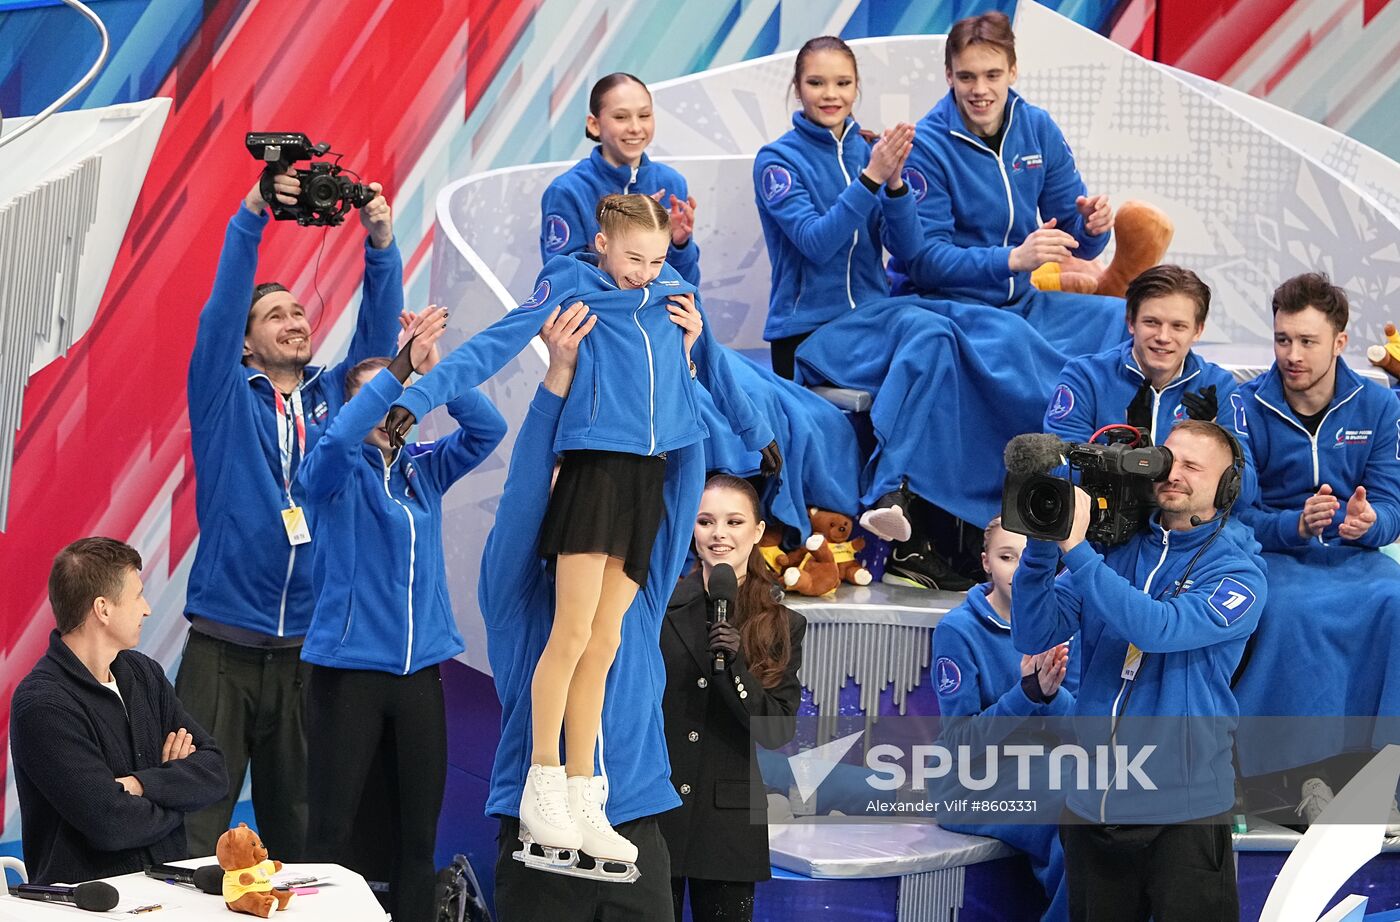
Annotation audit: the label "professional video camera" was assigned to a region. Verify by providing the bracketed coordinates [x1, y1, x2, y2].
[245, 132, 375, 227]
[1001, 429, 1173, 546]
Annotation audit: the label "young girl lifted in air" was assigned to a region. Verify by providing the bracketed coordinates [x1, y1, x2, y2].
[384, 194, 777, 877]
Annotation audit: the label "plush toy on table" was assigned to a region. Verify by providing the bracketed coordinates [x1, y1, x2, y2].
[777, 508, 872, 596]
[216, 823, 293, 917]
[1030, 200, 1174, 298]
[757, 526, 787, 576]
[1367, 322, 1400, 382]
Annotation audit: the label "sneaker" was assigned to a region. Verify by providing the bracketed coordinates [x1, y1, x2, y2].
[860, 485, 913, 543]
[883, 539, 976, 591]
[1295, 777, 1335, 825]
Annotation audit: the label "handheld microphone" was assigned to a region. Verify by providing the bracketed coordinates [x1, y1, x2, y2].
[144, 863, 224, 895]
[15, 881, 120, 912]
[1004, 433, 1070, 476]
[707, 563, 739, 674]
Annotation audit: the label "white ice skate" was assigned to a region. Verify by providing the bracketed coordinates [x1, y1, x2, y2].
[566, 775, 641, 883]
[513, 764, 582, 873]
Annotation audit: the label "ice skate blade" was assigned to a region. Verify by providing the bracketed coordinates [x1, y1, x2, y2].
[512, 844, 640, 884]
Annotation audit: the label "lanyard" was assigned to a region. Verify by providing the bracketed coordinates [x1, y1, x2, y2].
[272, 387, 306, 505]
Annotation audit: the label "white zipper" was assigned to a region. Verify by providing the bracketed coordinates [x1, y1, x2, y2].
[633, 288, 657, 454]
[830, 127, 858, 311]
[625, 165, 637, 194]
[276, 547, 295, 637]
[381, 453, 417, 675]
[1253, 382, 1364, 485]
[951, 99, 1018, 301]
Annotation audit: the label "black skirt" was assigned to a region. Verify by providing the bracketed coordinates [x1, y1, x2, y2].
[539, 450, 667, 587]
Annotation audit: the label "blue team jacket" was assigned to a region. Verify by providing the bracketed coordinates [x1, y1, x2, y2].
[1045, 341, 1259, 506]
[754, 112, 924, 340]
[1241, 359, 1400, 552]
[1011, 516, 1266, 823]
[394, 252, 772, 457]
[541, 148, 700, 286]
[482, 386, 699, 824]
[185, 204, 402, 638]
[888, 88, 1109, 307]
[296, 370, 505, 674]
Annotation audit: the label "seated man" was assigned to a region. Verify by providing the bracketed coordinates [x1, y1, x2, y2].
[1043, 264, 1256, 505]
[10, 538, 226, 885]
[1233, 273, 1400, 828]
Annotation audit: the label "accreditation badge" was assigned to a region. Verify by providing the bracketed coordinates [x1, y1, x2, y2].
[281, 505, 312, 546]
[1120, 643, 1143, 681]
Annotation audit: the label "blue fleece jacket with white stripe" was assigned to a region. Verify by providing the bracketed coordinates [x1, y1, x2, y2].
[1012, 515, 1266, 823]
[1240, 359, 1400, 552]
[296, 369, 505, 674]
[482, 385, 699, 824]
[393, 252, 771, 457]
[185, 204, 402, 639]
[888, 89, 1109, 306]
[541, 148, 700, 286]
[755, 113, 924, 340]
[1045, 341, 1259, 506]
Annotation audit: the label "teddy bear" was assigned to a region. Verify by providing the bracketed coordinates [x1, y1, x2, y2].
[1030, 200, 1175, 297]
[777, 508, 872, 596]
[1367, 322, 1400, 381]
[757, 526, 787, 576]
[216, 823, 293, 917]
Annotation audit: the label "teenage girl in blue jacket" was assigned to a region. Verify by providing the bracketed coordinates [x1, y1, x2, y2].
[385, 195, 777, 868]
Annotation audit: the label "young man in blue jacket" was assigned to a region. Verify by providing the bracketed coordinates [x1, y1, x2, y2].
[177, 171, 402, 859]
[1044, 264, 1257, 506]
[1012, 420, 1266, 919]
[885, 11, 1125, 360]
[1232, 273, 1400, 830]
[11, 538, 226, 885]
[483, 303, 699, 918]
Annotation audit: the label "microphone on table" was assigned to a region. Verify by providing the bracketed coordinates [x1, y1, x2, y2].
[708, 562, 739, 674]
[144, 863, 224, 894]
[14, 881, 120, 912]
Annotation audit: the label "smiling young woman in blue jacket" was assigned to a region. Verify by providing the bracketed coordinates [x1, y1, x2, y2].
[295, 310, 505, 922]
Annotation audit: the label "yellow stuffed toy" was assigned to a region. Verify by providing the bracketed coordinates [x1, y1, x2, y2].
[1367, 322, 1400, 382]
[1031, 200, 1175, 298]
[216, 824, 294, 918]
[776, 508, 872, 596]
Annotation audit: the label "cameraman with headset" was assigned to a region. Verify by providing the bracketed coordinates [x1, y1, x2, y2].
[177, 153, 402, 860]
[1010, 419, 1265, 921]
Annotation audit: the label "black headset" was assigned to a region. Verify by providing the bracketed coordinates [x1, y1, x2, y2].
[1212, 424, 1245, 513]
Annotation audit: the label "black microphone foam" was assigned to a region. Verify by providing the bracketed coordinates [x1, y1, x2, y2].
[1004, 433, 1070, 476]
[193, 864, 225, 895]
[707, 563, 738, 606]
[16, 880, 120, 912]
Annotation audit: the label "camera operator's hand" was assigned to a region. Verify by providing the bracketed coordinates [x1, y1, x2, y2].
[1181, 384, 1218, 421]
[1299, 483, 1341, 538]
[1058, 486, 1092, 554]
[541, 302, 596, 398]
[359, 182, 393, 249]
[245, 168, 299, 216]
[384, 406, 417, 450]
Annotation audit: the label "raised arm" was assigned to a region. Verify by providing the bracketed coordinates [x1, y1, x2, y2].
[1011, 539, 1084, 655]
[329, 182, 403, 383]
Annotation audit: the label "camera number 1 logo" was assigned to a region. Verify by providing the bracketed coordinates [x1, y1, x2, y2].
[1207, 577, 1256, 626]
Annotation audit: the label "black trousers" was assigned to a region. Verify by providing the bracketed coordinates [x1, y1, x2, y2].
[1059, 813, 1238, 922]
[175, 629, 309, 860]
[494, 815, 672, 922]
[305, 663, 447, 922]
[672, 877, 756, 921]
[768, 332, 812, 381]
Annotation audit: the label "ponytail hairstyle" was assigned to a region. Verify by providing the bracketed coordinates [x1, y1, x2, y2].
[945, 11, 1017, 71]
[595, 193, 670, 238]
[586, 72, 650, 142]
[701, 474, 793, 689]
[791, 35, 860, 100]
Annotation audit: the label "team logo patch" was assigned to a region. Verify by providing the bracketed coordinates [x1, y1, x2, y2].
[1047, 384, 1075, 422]
[657, 279, 681, 287]
[1333, 425, 1372, 449]
[1172, 403, 1187, 422]
[1011, 152, 1044, 172]
[935, 657, 962, 696]
[761, 165, 793, 203]
[543, 214, 570, 253]
[310, 400, 329, 425]
[1230, 393, 1248, 434]
[520, 279, 551, 310]
[901, 167, 928, 203]
[1207, 577, 1257, 626]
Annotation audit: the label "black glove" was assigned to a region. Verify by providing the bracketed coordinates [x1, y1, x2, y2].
[384, 406, 417, 450]
[759, 440, 783, 477]
[1182, 384, 1218, 422]
[708, 621, 740, 661]
[1125, 382, 1154, 435]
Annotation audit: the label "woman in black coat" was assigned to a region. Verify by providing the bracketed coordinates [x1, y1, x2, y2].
[660, 474, 807, 922]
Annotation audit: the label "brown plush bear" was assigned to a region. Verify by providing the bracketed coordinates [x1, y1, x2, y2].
[1368, 322, 1400, 382]
[216, 823, 293, 917]
[778, 508, 872, 596]
[1030, 200, 1174, 297]
[757, 526, 787, 576]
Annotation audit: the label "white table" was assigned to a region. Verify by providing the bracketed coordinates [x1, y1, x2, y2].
[0, 862, 384, 921]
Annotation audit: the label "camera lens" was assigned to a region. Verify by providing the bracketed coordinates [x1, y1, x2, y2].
[305, 174, 340, 209]
[1020, 482, 1064, 531]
